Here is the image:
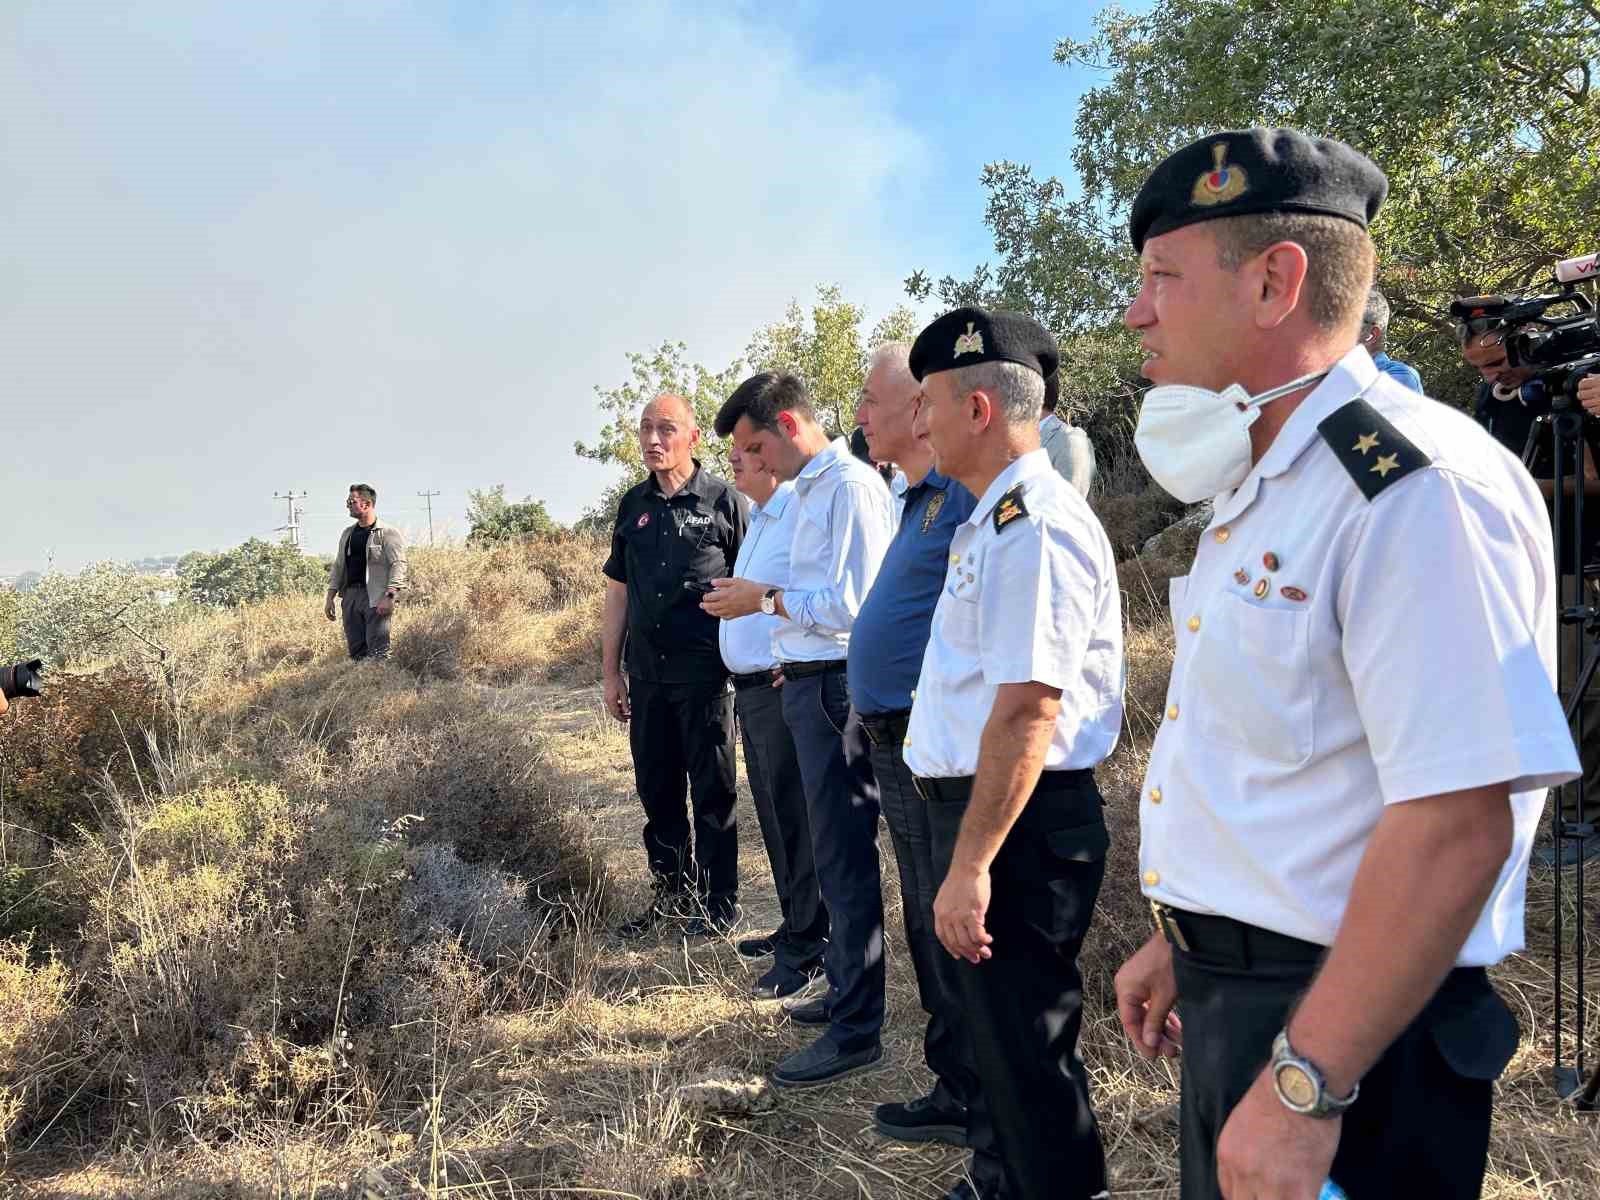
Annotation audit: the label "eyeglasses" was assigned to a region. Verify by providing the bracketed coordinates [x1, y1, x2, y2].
[1456, 317, 1506, 346]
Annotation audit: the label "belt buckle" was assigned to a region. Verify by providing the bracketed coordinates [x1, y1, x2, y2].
[1151, 901, 1191, 952]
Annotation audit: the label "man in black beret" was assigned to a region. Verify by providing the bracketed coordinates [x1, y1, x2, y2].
[904, 305, 1125, 1200]
[1115, 128, 1576, 1200]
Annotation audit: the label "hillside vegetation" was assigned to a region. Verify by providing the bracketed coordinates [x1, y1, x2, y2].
[0, 528, 1596, 1198]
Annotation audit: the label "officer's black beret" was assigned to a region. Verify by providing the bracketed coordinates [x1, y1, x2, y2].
[1128, 128, 1388, 253]
[909, 306, 1059, 384]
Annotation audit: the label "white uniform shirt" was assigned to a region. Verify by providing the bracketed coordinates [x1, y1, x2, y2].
[718, 482, 796, 675]
[1140, 346, 1580, 966]
[904, 448, 1125, 777]
[1040, 412, 1095, 498]
[773, 437, 896, 663]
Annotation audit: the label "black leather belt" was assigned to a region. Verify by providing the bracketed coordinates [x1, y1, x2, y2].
[730, 669, 777, 691]
[779, 658, 846, 679]
[913, 768, 1093, 804]
[1151, 903, 1326, 967]
[858, 709, 910, 747]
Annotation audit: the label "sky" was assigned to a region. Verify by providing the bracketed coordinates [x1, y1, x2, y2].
[2, 0, 1136, 574]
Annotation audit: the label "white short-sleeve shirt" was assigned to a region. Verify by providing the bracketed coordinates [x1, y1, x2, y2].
[1140, 346, 1580, 966]
[903, 449, 1125, 777]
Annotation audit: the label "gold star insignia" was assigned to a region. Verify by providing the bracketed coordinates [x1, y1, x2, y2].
[1370, 453, 1400, 478]
[1352, 432, 1380, 455]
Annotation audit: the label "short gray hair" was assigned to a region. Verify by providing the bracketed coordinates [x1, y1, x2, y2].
[867, 341, 914, 380]
[945, 361, 1045, 427]
[1362, 287, 1390, 334]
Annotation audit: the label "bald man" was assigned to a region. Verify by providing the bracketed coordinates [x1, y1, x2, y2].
[603, 394, 750, 938]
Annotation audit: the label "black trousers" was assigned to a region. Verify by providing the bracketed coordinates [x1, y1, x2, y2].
[340, 590, 392, 660]
[626, 674, 738, 910]
[781, 666, 884, 1052]
[1169, 915, 1518, 1200]
[925, 771, 1109, 1200]
[869, 736, 1001, 1188]
[735, 678, 828, 970]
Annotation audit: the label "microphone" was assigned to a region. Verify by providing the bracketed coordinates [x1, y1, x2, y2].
[1555, 252, 1600, 284]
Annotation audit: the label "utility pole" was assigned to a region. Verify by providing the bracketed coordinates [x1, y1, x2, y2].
[274, 490, 307, 549]
[417, 489, 441, 545]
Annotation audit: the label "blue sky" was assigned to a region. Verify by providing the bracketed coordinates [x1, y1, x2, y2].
[3, 0, 1140, 573]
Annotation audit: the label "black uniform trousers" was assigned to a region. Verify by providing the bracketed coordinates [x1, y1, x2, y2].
[867, 728, 1001, 1191]
[734, 675, 828, 971]
[781, 664, 885, 1052]
[626, 674, 738, 912]
[1166, 911, 1519, 1200]
[924, 769, 1109, 1200]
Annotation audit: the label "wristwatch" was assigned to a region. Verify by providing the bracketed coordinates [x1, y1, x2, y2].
[760, 588, 780, 616]
[1270, 1030, 1359, 1118]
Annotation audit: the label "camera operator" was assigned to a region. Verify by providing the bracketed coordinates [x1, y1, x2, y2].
[1463, 323, 1600, 867]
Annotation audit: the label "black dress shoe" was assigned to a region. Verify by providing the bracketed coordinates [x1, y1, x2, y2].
[784, 995, 832, 1026]
[873, 1092, 969, 1146]
[613, 882, 688, 940]
[771, 1037, 883, 1089]
[737, 930, 779, 959]
[682, 904, 740, 939]
[752, 961, 825, 1001]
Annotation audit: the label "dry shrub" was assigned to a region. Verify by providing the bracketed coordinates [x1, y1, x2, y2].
[1093, 485, 1186, 559]
[0, 939, 77, 1149]
[0, 670, 171, 840]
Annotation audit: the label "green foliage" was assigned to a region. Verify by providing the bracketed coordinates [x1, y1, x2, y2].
[912, 0, 1600, 412]
[575, 287, 919, 516]
[177, 538, 328, 608]
[15, 563, 182, 669]
[465, 486, 558, 545]
[0, 589, 17, 662]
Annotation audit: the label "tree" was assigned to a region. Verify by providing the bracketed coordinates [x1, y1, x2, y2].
[0, 586, 18, 662]
[912, 0, 1600, 410]
[16, 563, 181, 668]
[575, 287, 917, 525]
[466, 486, 558, 544]
[177, 539, 329, 608]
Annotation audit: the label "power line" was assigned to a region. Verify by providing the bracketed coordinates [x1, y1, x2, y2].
[417, 490, 442, 545]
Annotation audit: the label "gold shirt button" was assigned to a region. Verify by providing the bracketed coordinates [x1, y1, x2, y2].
[1143, 869, 1161, 887]
[1187, 615, 1201, 633]
[903, 737, 912, 747]
[1150, 787, 1163, 804]
[1167, 703, 1180, 721]
[1214, 527, 1231, 544]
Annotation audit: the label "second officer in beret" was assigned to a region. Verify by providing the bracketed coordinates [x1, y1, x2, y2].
[1115, 128, 1579, 1199]
[906, 306, 1125, 1200]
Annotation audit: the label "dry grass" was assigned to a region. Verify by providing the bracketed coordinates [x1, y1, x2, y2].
[0, 529, 1596, 1198]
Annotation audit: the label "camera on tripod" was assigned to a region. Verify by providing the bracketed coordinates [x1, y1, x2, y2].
[1451, 251, 1600, 406]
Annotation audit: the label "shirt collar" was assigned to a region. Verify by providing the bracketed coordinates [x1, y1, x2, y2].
[751, 480, 794, 519]
[648, 458, 709, 499]
[794, 437, 850, 489]
[965, 448, 1053, 528]
[1040, 412, 1062, 432]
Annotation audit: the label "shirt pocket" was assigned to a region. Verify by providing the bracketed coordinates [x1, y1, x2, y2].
[939, 570, 982, 656]
[1185, 590, 1314, 766]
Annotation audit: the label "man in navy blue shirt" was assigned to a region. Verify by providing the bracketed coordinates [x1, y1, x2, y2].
[846, 343, 1002, 1192]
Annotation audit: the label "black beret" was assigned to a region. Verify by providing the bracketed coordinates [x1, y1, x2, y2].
[909, 306, 1059, 384]
[1128, 128, 1387, 253]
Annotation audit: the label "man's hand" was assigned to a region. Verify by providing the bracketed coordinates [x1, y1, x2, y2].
[375, 594, 395, 618]
[603, 673, 631, 722]
[700, 578, 770, 620]
[1115, 932, 1183, 1059]
[1216, 1068, 1340, 1199]
[933, 865, 994, 963]
[325, 595, 337, 622]
[1579, 372, 1600, 418]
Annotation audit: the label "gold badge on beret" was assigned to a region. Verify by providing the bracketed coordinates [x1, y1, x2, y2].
[1192, 142, 1249, 206]
[953, 322, 984, 357]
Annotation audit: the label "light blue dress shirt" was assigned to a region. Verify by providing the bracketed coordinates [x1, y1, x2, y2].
[718, 482, 797, 674]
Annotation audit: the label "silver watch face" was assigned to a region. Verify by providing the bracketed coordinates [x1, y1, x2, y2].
[761, 592, 776, 615]
[1275, 1062, 1319, 1110]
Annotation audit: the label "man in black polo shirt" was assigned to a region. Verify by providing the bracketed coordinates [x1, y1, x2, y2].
[603, 393, 748, 937]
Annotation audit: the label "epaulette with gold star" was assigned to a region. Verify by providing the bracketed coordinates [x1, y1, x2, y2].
[992, 484, 1029, 532]
[1317, 398, 1431, 501]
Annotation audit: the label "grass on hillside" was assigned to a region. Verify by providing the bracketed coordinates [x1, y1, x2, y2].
[0, 529, 1596, 1198]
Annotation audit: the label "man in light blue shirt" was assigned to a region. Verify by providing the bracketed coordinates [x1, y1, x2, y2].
[1361, 287, 1423, 393]
[704, 371, 895, 1089]
[718, 445, 828, 1000]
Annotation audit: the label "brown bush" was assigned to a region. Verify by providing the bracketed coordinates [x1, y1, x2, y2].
[1093, 485, 1186, 559]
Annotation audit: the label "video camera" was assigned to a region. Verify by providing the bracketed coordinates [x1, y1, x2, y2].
[0, 659, 43, 702]
[1451, 252, 1600, 405]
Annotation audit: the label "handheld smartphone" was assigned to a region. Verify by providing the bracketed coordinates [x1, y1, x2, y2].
[683, 580, 715, 595]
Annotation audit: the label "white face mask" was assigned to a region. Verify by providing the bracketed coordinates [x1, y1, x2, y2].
[1134, 370, 1330, 503]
